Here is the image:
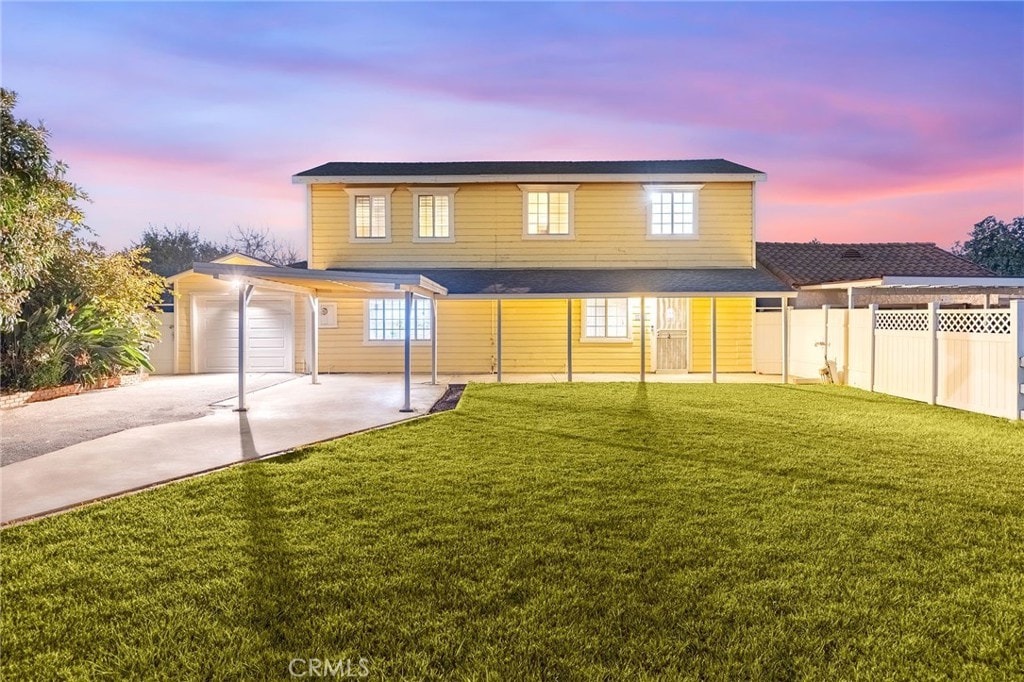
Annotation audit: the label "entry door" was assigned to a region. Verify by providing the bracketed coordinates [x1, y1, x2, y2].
[656, 298, 688, 371]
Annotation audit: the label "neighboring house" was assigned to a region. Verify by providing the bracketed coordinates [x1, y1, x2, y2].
[169, 160, 794, 376]
[756, 241, 1023, 309]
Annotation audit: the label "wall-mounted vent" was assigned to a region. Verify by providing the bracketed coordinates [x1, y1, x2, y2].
[840, 248, 863, 259]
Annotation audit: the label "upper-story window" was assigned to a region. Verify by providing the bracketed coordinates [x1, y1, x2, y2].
[519, 184, 578, 239]
[412, 188, 457, 243]
[345, 188, 393, 242]
[644, 184, 703, 239]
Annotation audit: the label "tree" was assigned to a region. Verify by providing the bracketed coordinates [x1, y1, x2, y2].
[0, 88, 88, 326]
[952, 216, 1024, 277]
[224, 225, 300, 266]
[134, 225, 300, 277]
[0, 90, 164, 390]
[135, 225, 228, 278]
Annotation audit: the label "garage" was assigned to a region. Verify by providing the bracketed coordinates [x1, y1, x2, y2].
[193, 294, 294, 373]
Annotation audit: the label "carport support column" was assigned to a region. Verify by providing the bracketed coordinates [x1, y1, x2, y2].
[640, 296, 646, 383]
[401, 290, 413, 412]
[308, 294, 320, 385]
[711, 297, 718, 384]
[566, 298, 573, 382]
[236, 284, 255, 412]
[430, 296, 438, 386]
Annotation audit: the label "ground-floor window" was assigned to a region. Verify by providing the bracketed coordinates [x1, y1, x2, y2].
[583, 298, 630, 339]
[367, 298, 431, 341]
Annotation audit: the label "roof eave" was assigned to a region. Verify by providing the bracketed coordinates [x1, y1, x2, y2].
[292, 172, 766, 185]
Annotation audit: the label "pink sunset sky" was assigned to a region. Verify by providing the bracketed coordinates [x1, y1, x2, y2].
[3, 2, 1022, 255]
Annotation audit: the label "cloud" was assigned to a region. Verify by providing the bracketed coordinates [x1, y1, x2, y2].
[2, 1, 1020, 251]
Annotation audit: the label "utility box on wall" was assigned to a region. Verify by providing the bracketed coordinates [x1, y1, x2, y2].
[319, 302, 338, 329]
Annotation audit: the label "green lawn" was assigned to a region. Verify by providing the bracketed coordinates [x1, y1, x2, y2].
[3, 383, 1023, 680]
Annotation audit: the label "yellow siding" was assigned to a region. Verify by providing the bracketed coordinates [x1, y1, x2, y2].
[315, 299, 493, 374]
[217, 254, 274, 266]
[175, 276, 754, 376]
[310, 182, 753, 270]
[688, 298, 754, 373]
[173, 272, 304, 374]
[314, 298, 653, 374]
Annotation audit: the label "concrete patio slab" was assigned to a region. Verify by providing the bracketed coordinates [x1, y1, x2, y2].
[1, 374, 446, 524]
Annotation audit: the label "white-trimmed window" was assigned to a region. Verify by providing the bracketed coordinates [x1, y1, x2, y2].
[412, 188, 457, 242]
[346, 188, 393, 242]
[583, 298, 630, 340]
[366, 298, 431, 342]
[519, 184, 578, 238]
[644, 184, 702, 238]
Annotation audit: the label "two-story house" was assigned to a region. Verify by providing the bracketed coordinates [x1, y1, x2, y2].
[168, 160, 793, 385]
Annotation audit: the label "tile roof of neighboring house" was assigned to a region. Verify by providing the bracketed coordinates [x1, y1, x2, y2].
[327, 267, 792, 296]
[294, 159, 764, 178]
[756, 242, 995, 287]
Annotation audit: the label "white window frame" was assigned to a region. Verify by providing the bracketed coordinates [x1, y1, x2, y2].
[345, 187, 394, 243]
[644, 184, 703, 240]
[518, 184, 578, 240]
[364, 297, 432, 344]
[581, 297, 632, 343]
[411, 188, 458, 243]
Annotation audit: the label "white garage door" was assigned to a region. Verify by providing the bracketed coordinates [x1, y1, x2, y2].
[195, 295, 294, 373]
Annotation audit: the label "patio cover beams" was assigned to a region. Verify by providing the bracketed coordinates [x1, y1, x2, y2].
[190, 262, 796, 403]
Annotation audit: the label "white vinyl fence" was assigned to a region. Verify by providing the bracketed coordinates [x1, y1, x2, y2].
[756, 300, 1024, 420]
[148, 311, 175, 374]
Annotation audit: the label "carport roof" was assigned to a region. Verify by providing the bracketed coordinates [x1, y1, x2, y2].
[191, 262, 448, 296]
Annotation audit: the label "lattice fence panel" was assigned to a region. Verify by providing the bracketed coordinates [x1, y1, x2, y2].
[938, 311, 1011, 335]
[875, 311, 929, 332]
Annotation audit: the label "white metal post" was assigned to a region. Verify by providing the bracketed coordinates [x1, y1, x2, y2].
[710, 297, 718, 384]
[640, 296, 646, 383]
[566, 298, 573, 382]
[822, 303, 830, 374]
[868, 303, 878, 392]
[236, 284, 254, 412]
[308, 294, 320, 385]
[430, 296, 437, 386]
[844, 289, 853, 385]
[401, 290, 413, 412]
[927, 301, 939, 405]
[781, 299, 790, 385]
[1012, 300, 1024, 421]
[496, 299, 503, 383]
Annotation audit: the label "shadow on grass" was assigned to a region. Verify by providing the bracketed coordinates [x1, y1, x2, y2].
[237, 412, 307, 657]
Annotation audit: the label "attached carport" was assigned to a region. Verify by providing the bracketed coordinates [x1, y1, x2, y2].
[192, 262, 447, 412]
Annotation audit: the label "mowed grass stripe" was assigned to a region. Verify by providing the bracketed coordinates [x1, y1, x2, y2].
[2, 383, 1023, 680]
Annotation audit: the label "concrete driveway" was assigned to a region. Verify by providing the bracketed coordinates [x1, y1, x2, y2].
[2, 373, 297, 466]
[1, 374, 447, 524]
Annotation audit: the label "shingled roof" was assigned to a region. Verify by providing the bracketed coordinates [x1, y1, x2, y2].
[327, 267, 792, 296]
[756, 242, 995, 287]
[294, 159, 764, 179]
